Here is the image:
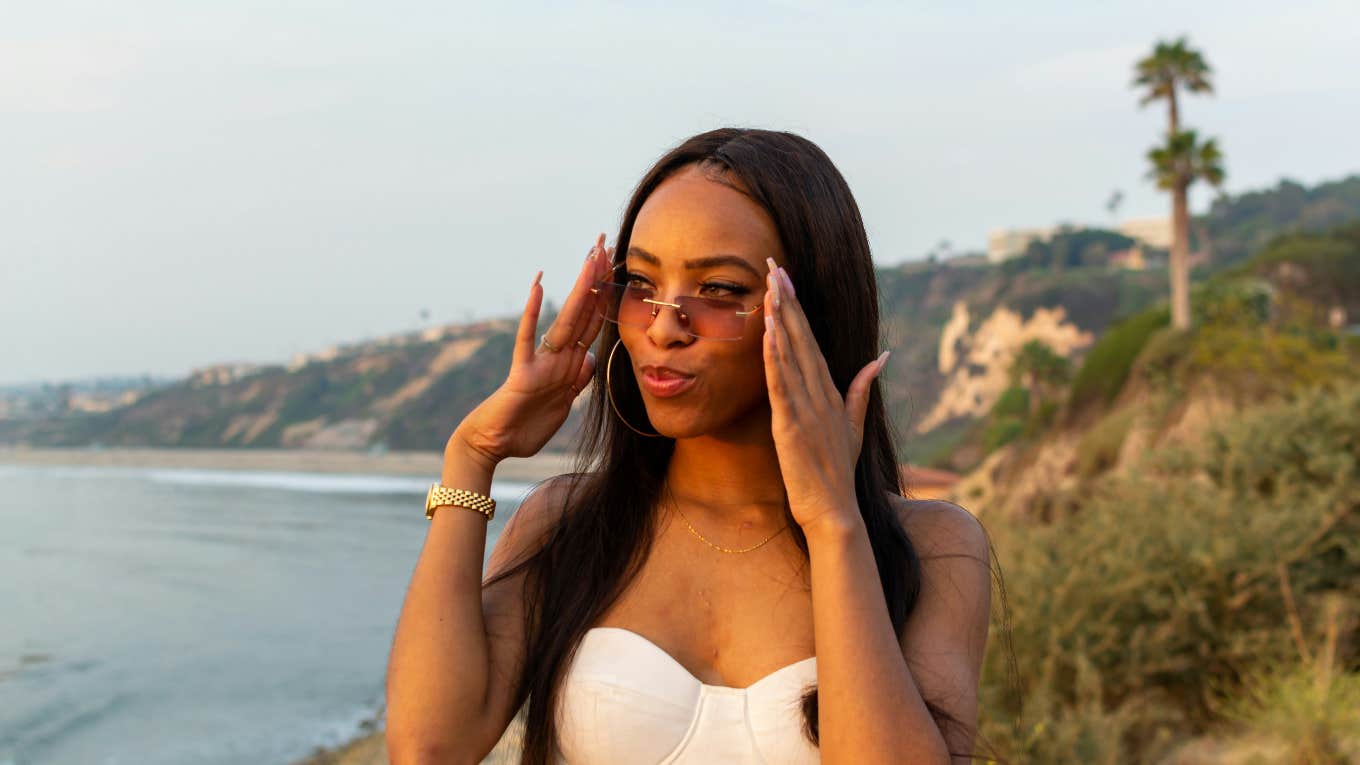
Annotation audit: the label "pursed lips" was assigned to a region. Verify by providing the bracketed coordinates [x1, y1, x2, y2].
[640, 364, 695, 380]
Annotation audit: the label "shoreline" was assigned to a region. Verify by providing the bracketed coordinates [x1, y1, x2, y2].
[293, 721, 388, 765]
[291, 705, 525, 765]
[0, 445, 578, 483]
[1, 444, 543, 765]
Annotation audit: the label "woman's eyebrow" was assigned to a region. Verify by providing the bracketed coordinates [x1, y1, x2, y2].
[626, 246, 763, 279]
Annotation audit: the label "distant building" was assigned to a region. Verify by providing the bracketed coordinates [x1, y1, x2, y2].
[987, 216, 1173, 263]
[1108, 246, 1147, 271]
[987, 226, 1058, 263]
[1117, 216, 1173, 250]
[67, 392, 119, 413]
[944, 253, 990, 267]
[189, 362, 265, 386]
[286, 345, 340, 372]
[420, 326, 451, 342]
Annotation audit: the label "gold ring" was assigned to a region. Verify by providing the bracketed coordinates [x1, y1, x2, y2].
[539, 334, 562, 353]
[575, 340, 590, 350]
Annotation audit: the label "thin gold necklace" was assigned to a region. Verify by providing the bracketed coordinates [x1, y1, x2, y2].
[670, 501, 789, 554]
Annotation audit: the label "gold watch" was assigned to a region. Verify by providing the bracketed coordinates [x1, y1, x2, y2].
[425, 484, 496, 521]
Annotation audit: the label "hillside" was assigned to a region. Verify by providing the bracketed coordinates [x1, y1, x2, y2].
[1199, 174, 1360, 273]
[4, 174, 1358, 462]
[0, 261, 1165, 460]
[877, 254, 1163, 462]
[956, 221, 1360, 519]
[965, 222, 1360, 762]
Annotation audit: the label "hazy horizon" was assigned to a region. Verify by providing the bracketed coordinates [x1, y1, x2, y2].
[5, 0, 1358, 386]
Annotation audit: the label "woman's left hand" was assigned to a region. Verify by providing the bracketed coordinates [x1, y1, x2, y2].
[762, 257, 889, 538]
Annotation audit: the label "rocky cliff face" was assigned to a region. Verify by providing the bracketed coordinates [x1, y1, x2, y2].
[916, 300, 1094, 434]
[0, 262, 1167, 455]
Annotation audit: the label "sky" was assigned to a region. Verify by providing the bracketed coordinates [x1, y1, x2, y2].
[4, 0, 1358, 386]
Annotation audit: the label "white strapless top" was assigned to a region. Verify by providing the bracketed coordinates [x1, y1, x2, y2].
[554, 627, 821, 764]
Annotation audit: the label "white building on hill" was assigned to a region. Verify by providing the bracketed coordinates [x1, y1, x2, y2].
[987, 216, 1172, 263]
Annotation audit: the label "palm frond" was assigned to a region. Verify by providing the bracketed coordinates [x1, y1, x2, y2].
[1131, 36, 1215, 103]
[1145, 130, 1227, 190]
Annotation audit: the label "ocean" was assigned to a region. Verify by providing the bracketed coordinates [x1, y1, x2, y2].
[0, 462, 531, 765]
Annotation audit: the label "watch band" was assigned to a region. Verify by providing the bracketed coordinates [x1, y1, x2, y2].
[426, 484, 496, 521]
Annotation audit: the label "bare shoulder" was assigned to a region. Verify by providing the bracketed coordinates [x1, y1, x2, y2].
[884, 493, 990, 565]
[884, 493, 992, 747]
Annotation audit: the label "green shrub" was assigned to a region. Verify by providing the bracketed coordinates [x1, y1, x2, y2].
[1132, 322, 1353, 405]
[980, 646, 1181, 765]
[1186, 325, 1353, 400]
[1192, 277, 1275, 327]
[993, 387, 1030, 420]
[1219, 637, 1360, 764]
[1218, 593, 1360, 765]
[984, 417, 1025, 452]
[1237, 236, 1360, 296]
[1069, 307, 1170, 413]
[1029, 400, 1060, 433]
[980, 383, 1360, 763]
[1131, 326, 1194, 395]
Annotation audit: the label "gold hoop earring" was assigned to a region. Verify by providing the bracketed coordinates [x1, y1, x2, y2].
[606, 337, 663, 438]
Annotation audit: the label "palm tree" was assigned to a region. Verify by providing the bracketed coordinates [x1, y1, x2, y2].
[1134, 37, 1213, 137]
[1146, 130, 1226, 328]
[1133, 36, 1216, 330]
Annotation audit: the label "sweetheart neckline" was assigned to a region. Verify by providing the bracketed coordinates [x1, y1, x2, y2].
[584, 626, 817, 692]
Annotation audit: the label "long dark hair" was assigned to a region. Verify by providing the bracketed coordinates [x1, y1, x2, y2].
[484, 127, 968, 761]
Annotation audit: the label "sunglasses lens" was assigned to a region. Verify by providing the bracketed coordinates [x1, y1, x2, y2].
[595, 281, 661, 329]
[592, 281, 751, 340]
[676, 296, 746, 340]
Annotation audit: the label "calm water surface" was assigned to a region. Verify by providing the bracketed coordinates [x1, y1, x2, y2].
[0, 463, 529, 765]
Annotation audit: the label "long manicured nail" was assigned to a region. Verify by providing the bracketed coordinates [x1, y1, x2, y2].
[779, 267, 795, 297]
[768, 271, 781, 309]
[876, 350, 890, 371]
[533, 270, 543, 287]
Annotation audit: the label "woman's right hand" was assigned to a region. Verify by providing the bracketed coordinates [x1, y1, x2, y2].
[449, 233, 614, 469]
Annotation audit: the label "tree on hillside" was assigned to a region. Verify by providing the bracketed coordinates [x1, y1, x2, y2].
[1009, 340, 1071, 421]
[1133, 36, 1222, 330]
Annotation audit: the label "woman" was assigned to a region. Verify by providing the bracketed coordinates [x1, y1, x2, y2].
[385, 128, 992, 764]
